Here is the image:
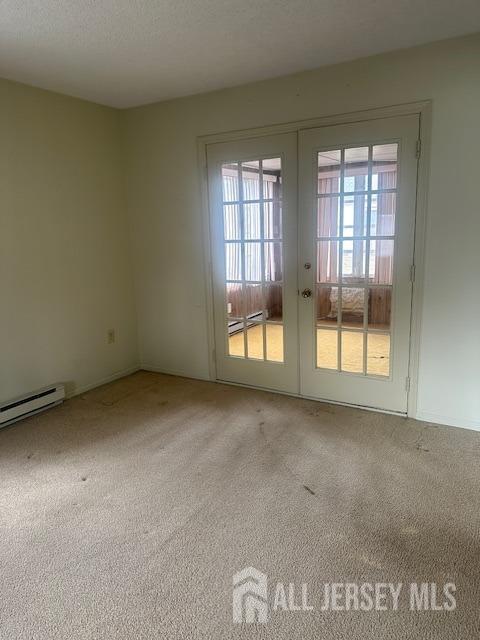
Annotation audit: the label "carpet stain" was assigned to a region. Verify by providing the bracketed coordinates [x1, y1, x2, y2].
[303, 485, 316, 496]
[416, 444, 429, 452]
[307, 404, 335, 416]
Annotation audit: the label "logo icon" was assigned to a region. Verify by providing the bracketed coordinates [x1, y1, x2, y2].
[232, 567, 268, 623]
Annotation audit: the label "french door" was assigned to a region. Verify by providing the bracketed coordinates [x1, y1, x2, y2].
[207, 114, 419, 413]
[207, 133, 299, 393]
[299, 115, 418, 412]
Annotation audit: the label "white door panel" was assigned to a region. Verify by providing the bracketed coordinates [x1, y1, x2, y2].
[207, 133, 299, 393]
[298, 115, 419, 412]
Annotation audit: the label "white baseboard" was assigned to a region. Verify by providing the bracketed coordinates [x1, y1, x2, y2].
[68, 364, 141, 398]
[415, 411, 480, 432]
[140, 363, 211, 382]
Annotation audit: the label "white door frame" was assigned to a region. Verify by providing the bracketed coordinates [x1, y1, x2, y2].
[198, 100, 431, 419]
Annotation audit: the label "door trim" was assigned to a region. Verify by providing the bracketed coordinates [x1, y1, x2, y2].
[198, 100, 431, 419]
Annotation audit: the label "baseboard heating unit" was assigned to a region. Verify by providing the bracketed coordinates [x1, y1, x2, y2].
[0, 384, 65, 429]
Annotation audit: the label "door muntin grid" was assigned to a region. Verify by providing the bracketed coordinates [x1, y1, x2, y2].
[315, 143, 397, 377]
[221, 157, 284, 363]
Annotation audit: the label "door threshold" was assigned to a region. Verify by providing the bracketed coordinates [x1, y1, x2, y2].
[216, 378, 407, 417]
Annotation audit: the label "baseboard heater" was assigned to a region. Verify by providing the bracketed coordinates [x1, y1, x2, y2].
[228, 312, 263, 335]
[0, 384, 65, 429]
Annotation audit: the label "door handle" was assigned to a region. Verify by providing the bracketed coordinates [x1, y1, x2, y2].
[301, 288, 312, 298]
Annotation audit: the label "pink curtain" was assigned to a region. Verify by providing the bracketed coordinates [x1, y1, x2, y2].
[369, 168, 395, 328]
[373, 170, 396, 285]
[317, 176, 339, 283]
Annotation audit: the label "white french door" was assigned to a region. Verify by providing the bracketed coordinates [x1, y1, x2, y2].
[207, 114, 419, 413]
[207, 133, 299, 393]
[298, 115, 418, 412]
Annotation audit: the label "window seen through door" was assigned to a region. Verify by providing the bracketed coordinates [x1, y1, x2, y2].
[316, 144, 397, 377]
[222, 158, 284, 362]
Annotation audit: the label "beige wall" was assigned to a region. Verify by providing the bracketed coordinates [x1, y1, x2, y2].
[1, 35, 478, 429]
[123, 33, 480, 430]
[0, 79, 138, 402]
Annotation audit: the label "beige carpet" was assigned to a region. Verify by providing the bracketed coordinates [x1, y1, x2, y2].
[0, 371, 479, 639]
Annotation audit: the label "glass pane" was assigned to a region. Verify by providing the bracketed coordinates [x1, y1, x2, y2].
[368, 287, 391, 330]
[317, 196, 339, 237]
[317, 328, 338, 369]
[369, 239, 394, 284]
[263, 157, 282, 200]
[226, 283, 242, 319]
[264, 283, 283, 321]
[246, 323, 264, 360]
[266, 323, 284, 362]
[245, 242, 261, 281]
[372, 144, 397, 190]
[342, 193, 367, 237]
[265, 242, 283, 281]
[245, 283, 263, 320]
[341, 331, 364, 373]
[317, 150, 341, 194]
[371, 192, 396, 236]
[316, 286, 338, 326]
[367, 333, 390, 376]
[242, 161, 260, 201]
[317, 240, 339, 283]
[341, 288, 365, 328]
[225, 243, 242, 281]
[222, 163, 239, 202]
[264, 201, 282, 239]
[344, 147, 368, 192]
[228, 323, 245, 357]
[244, 203, 261, 239]
[342, 239, 366, 283]
[223, 204, 241, 240]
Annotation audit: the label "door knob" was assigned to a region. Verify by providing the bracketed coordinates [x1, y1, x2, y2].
[301, 288, 312, 298]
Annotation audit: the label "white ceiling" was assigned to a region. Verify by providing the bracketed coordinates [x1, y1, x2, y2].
[1, 0, 479, 109]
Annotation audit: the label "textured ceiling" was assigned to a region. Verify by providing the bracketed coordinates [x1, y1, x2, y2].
[1, 0, 479, 108]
